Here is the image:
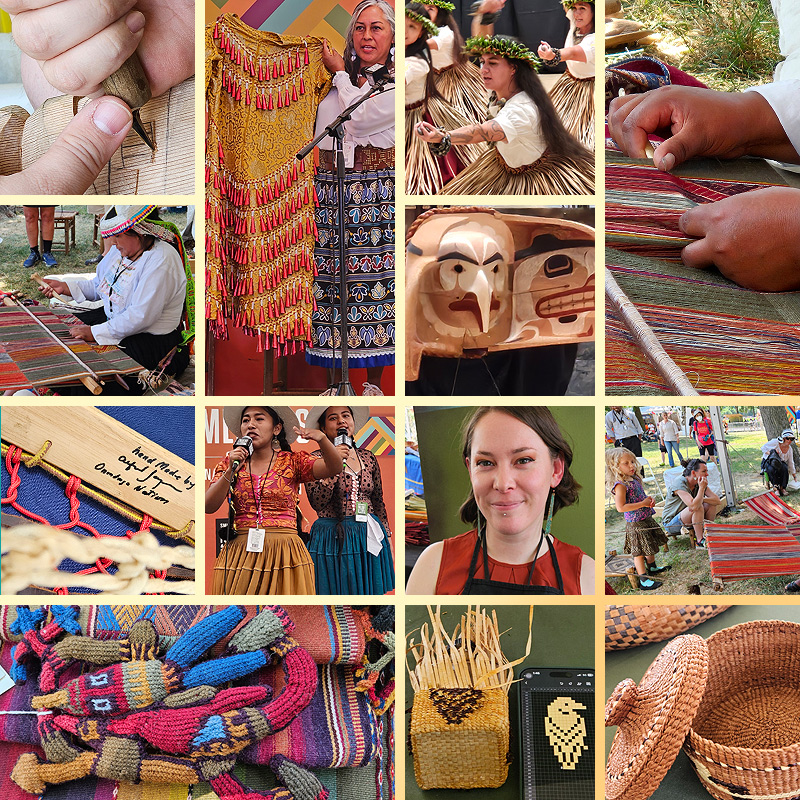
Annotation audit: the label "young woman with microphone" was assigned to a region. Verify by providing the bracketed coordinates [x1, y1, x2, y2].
[305, 405, 395, 594]
[205, 406, 343, 595]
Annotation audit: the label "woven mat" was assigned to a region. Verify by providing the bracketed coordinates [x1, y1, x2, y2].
[705, 522, 800, 584]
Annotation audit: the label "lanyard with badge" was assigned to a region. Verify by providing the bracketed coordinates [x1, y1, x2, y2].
[247, 452, 274, 553]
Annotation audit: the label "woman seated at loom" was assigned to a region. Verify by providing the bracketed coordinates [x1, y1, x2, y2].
[406, 406, 594, 595]
[40, 205, 190, 385]
[608, 83, 800, 292]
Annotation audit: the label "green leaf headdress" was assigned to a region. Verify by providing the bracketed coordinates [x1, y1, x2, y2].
[463, 35, 542, 70]
[406, 5, 439, 38]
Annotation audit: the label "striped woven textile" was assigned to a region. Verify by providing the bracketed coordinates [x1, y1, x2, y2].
[704, 522, 800, 585]
[741, 490, 800, 537]
[605, 145, 800, 395]
[0, 306, 142, 390]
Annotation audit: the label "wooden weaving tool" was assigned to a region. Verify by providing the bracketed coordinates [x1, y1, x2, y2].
[101, 52, 155, 151]
[2, 407, 195, 536]
[605, 147, 800, 395]
[0, 304, 142, 393]
[29, 271, 69, 304]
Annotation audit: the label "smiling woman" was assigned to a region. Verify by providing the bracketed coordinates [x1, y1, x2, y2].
[406, 406, 594, 595]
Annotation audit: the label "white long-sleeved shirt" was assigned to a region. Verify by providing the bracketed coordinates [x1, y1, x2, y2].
[405, 55, 429, 105]
[314, 70, 395, 167]
[65, 239, 186, 346]
[748, 80, 800, 159]
[762, 438, 797, 477]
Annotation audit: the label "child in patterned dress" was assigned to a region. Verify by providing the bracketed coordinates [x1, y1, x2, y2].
[606, 447, 670, 591]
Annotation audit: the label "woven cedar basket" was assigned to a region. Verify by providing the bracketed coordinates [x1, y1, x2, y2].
[605, 605, 730, 651]
[686, 620, 800, 800]
[410, 686, 509, 789]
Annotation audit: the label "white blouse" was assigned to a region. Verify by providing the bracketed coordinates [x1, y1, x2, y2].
[405, 55, 430, 105]
[494, 91, 547, 167]
[565, 28, 595, 79]
[429, 25, 455, 71]
[314, 70, 395, 167]
[65, 239, 186, 346]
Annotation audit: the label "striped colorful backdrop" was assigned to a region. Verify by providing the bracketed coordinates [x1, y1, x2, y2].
[206, 0, 368, 50]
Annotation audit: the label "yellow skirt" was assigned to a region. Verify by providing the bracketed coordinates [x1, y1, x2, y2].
[211, 526, 315, 595]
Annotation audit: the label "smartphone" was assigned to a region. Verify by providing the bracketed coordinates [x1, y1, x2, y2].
[517, 666, 595, 800]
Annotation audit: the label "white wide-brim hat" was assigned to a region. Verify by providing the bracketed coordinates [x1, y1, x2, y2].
[223, 406, 301, 444]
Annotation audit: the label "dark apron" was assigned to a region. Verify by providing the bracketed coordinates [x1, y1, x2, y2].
[462, 530, 565, 595]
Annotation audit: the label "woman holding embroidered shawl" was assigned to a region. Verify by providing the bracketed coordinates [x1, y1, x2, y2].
[305, 0, 396, 396]
[305, 405, 395, 594]
[415, 34, 594, 194]
[206, 406, 343, 595]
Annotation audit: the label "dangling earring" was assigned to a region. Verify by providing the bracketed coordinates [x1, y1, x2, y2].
[272, 435, 281, 452]
[543, 489, 555, 537]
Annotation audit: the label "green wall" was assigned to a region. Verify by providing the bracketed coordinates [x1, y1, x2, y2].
[414, 406, 594, 557]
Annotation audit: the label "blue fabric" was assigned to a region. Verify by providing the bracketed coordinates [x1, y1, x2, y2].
[665, 513, 684, 534]
[166, 605, 244, 668]
[405, 450, 423, 495]
[664, 440, 683, 468]
[308, 515, 394, 595]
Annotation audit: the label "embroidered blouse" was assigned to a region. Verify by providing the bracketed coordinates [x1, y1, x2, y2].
[213, 450, 318, 530]
[306, 447, 391, 533]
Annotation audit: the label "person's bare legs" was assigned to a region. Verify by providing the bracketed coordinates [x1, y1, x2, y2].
[39, 206, 55, 241]
[23, 206, 39, 247]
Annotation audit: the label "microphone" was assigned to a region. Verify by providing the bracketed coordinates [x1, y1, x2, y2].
[334, 427, 354, 448]
[362, 63, 394, 88]
[231, 436, 253, 473]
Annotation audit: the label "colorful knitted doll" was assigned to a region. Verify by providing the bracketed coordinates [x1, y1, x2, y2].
[10, 605, 325, 800]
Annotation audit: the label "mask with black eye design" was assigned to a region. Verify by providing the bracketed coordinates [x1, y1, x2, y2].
[405, 209, 595, 381]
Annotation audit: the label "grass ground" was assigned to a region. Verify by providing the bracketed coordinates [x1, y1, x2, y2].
[0, 207, 187, 301]
[614, 0, 780, 92]
[605, 426, 800, 595]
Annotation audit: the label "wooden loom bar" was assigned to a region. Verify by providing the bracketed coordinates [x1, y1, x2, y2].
[605, 267, 699, 396]
[30, 272, 70, 304]
[2, 407, 195, 533]
[12, 300, 103, 395]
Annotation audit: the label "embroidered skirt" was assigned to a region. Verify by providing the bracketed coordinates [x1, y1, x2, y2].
[442, 146, 594, 196]
[212, 526, 315, 595]
[624, 516, 669, 557]
[306, 147, 395, 368]
[548, 71, 595, 150]
[307, 514, 395, 595]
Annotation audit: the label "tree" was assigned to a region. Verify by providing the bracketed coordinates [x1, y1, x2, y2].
[758, 406, 800, 464]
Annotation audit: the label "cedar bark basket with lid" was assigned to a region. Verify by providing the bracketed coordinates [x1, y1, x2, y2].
[606, 620, 800, 800]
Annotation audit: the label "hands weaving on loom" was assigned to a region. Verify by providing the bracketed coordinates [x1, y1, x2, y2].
[609, 85, 800, 292]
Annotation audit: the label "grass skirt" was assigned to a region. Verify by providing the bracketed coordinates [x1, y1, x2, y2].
[624, 516, 668, 557]
[212, 527, 315, 595]
[308, 515, 395, 595]
[548, 71, 595, 150]
[406, 104, 443, 195]
[442, 146, 594, 196]
[306, 159, 395, 368]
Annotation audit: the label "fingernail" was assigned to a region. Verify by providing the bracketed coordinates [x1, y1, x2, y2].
[658, 152, 675, 172]
[91, 98, 133, 136]
[126, 10, 146, 34]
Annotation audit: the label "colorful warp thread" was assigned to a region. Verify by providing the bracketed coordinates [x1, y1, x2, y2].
[704, 522, 800, 585]
[205, 14, 332, 353]
[742, 490, 800, 535]
[0, 306, 142, 390]
[605, 150, 800, 395]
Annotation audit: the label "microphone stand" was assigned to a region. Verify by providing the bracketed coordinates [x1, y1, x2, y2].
[297, 77, 395, 396]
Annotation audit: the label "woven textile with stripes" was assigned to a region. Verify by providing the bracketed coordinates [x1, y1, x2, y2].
[0, 306, 142, 390]
[741, 489, 800, 535]
[704, 522, 800, 586]
[605, 147, 800, 395]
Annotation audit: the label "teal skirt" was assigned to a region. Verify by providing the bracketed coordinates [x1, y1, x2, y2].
[308, 515, 395, 595]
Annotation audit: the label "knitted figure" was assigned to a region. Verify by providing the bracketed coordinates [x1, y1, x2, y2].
[10, 605, 325, 800]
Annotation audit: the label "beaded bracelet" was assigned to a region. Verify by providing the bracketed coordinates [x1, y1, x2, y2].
[428, 130, 452, 156]
[542, 47, 561, 65]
